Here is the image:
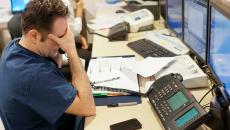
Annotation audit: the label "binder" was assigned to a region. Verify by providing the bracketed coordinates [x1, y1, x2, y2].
[87, 55, 142, 106]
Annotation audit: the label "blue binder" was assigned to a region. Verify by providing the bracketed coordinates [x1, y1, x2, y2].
[94, 95, 142, 106]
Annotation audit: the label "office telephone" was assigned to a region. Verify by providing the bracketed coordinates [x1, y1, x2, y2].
[124, 8, 154, 32]
[146, 73, 209, 130]
[108, 9, 154, 41]
[108, 22, 129, 41]
[155, 55, 209, 88]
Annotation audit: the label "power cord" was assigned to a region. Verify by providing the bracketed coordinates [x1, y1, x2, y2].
[199, 85, 216, 104]
[86, 26, 108, 38]
[202, 102, 210, 108]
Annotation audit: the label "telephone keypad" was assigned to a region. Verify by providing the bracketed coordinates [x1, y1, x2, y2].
[153, 83, 180, 118]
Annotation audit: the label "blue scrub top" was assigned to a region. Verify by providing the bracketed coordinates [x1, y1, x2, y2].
[0, 38, 77, 130]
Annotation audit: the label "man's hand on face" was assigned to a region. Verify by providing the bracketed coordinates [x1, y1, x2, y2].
[48, 26, 76, 55]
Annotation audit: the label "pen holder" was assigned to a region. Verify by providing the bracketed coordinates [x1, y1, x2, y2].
[106, 0, 120, 4]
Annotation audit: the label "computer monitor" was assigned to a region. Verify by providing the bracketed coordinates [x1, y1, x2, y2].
[208, 3, 230, 95]
[159, 0, 166, 20]
[166, 0, 183, 37]
[183, 0, 208, 62]
[10, 0, 29, 14]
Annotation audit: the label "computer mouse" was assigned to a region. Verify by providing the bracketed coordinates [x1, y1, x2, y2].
[115, 10, 125, 13]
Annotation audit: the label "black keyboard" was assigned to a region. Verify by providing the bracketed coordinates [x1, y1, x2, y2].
[127, 39, 176, 58]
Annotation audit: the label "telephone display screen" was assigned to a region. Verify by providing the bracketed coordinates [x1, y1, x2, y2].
[175, 108, 199, 127]
[167, 91, 188, 111]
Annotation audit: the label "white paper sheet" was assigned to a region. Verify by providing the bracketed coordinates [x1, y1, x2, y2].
[125, 57, 176, 77]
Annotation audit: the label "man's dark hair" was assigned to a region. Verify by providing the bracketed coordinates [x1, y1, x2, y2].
[21, 0, 69, 41]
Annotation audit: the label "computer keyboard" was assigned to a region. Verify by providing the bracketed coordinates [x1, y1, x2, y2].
[127, 39, 176, 58]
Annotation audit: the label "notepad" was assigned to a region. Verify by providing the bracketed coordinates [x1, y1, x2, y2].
[87, 56, 140, 95]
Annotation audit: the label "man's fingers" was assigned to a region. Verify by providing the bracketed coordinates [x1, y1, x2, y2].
[48, 34, 60, 43]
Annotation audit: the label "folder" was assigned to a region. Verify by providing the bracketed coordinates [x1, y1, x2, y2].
[94, 95, 141, 106]
[87, 55, 142, 106]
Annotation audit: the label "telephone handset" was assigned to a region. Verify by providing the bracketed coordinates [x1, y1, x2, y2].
[146, 73, 209, 130]
[58, 48, 65, 54]
[108, 22, 129, 41]
[58, 49, 69, 66]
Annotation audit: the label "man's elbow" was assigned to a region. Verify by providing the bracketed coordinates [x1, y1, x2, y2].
[87, 104, 96, 115]
[81, 107, 96, 116]
[86, 108, 96, 116]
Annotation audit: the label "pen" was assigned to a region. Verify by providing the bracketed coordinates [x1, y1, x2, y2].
[161, 33, 174, 37]
[107, 102, 138, 107]
[93, 92, 131, 97]
[92, 77, 120, 84]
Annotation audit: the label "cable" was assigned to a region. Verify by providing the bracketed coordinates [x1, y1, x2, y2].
[89, 32, 108, 38]
[86, 26, 108, 38]
[202, 102, 210, 108]
[199, 86, 216, 104]
[203, 65, 218, 86]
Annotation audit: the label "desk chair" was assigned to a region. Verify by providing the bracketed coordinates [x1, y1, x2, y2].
[7, 14, 22, 40]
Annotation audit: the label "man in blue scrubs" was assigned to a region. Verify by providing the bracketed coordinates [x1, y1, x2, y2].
[0, 0, 96, 130]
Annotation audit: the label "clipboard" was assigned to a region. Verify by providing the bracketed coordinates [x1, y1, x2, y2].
[87, 55, 142, 106]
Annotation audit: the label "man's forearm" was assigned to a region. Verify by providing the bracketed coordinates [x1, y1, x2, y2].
[68, 51, 85, 85]
[68, 51, 95, 109]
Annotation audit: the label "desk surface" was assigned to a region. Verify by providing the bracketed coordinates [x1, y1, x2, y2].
[85, 89, 211, 130]
[85, 6, 212, 130]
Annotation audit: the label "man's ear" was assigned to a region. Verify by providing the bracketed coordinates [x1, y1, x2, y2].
[27, 29, 42, 44]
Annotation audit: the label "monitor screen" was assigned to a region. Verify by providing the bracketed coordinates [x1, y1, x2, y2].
[184, 0, 207, 61]
[166, 0, 182, 37]
[11, 0, 29, 13]
[209, 6, 230, 94]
